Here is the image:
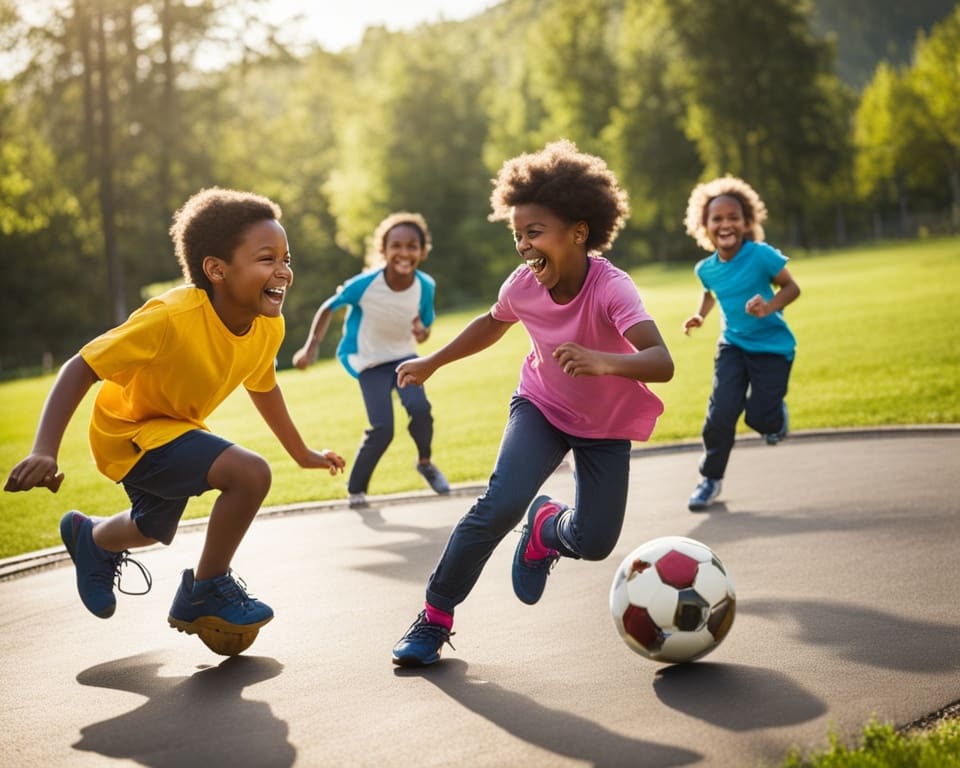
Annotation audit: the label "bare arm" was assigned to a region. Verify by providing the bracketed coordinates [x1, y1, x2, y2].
[292, 304, 334, 370]
[396, 312, 513, 388]
[552, 320, 675, 383]
[5, 354, 99, 492]
[683, 291, 716, 335]
[745, 267, 801, 317]
[247, 385, 345, 474]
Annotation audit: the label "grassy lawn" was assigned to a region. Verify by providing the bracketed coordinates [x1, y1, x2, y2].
[1, 236, 958, 559]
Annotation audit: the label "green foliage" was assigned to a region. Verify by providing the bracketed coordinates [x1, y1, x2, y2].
[1, 0, 957, 367]
[780, 719, 960, 767]
[2, 236, 958, 559]
[809, 0, 958, 87]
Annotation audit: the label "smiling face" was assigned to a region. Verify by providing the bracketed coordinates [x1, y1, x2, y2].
[206, 218, 292, 335]
[705, 195, 748, 261]
[382, 223, 425, 288]
[510, 203, 588, 302]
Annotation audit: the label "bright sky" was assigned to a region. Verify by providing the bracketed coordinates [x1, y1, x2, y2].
[1, 1, 502, 78]
[261, 0, 501, 52]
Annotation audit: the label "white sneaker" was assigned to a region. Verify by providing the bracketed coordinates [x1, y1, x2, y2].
[688, 478, 722, 512]
[348, 493, 369, 509]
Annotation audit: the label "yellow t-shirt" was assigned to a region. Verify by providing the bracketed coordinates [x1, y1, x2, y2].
[80, 285, 284, 481]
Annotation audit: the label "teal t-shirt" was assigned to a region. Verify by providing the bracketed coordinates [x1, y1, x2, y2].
[695, 240, 796, 359]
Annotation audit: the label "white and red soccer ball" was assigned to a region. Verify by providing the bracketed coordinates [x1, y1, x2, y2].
[609, 536, 736, 663]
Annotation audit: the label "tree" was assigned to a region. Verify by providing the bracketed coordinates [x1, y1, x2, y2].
[853, 62, 928, 236]
[605, 0, 701, 261]
[666, 0, 846, 246]
[909, 6, 960, 229]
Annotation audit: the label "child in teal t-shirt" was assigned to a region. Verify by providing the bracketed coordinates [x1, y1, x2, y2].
[682, 176, 801, 512]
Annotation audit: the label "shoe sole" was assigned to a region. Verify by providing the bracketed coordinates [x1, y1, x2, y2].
[168, 614, 273, 656]
[391, 651, 440, 667]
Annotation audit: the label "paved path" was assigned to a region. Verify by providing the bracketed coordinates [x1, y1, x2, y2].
[1, 429, 958, 767]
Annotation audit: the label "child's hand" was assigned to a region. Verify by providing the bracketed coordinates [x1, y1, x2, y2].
[553, 342, 604, 377]
[682, 314, 704, 335]
[411, 316, 429, 343]
[301, 449, 346, 475]
[396, 357, 435, 387]
[745, 295, 770, 317]
[5, 454, 64, 493]
[292, 344, 316, 370]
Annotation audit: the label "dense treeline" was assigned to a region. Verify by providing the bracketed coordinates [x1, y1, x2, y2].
[0, 0, 957, 373]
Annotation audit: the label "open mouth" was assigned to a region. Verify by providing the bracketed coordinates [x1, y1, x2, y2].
[525, 257, 546, 272]
[265, 286, 286, 302]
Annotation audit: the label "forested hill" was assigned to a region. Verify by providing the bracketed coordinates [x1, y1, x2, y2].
[810, 0, 957, 86]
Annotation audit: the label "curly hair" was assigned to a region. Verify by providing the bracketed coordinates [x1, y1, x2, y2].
[489, 139, 629, 254]
[365, 211, 432, 268]
[684, 176, 767, 252]
[170, 188, 282, 290]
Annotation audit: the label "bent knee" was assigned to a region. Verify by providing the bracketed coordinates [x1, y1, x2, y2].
[210, 446, 272, 496]
[574, 535, 619, 562]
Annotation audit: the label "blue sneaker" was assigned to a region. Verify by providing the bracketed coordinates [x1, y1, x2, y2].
[168, 569, 273, 635]
[392, 610, 455, 666]
[688, 478, 722, 512]
[765, 402, 790, 445]
[416, 462, 450, 494]
[59, 511, 151, 619]
[512, 495, 562, 605]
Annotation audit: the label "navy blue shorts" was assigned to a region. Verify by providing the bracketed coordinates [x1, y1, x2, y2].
[121, 430, 233, 545]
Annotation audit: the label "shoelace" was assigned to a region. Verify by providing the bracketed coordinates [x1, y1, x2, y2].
[112, 552, 153, 596]
[523, 552, 559, 571]
[211, 572, 258, 611]
[407, 612, 456, 650]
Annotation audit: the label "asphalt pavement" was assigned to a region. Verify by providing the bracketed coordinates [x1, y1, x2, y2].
[1, 427, 958, 767]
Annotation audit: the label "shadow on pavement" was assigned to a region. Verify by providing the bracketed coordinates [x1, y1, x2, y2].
[653, 662, 826, 731]
[744, 597, 960, 673]
[72, 653, 294, 768]
[397, 659, 702, 768]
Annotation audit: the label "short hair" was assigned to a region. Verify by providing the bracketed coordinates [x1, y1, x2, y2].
[489, 139, 629, 254]
[170, 187, 282, 290]
[365, 211, 432, 268]
[684, 176, 767, 252]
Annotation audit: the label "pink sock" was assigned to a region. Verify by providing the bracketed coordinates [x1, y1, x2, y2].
[525, 501, 560, 561]
[424, 602, 453, 630]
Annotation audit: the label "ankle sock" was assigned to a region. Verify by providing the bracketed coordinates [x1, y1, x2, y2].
[525, 501, 561, 561]
[424, 602, 453, 630]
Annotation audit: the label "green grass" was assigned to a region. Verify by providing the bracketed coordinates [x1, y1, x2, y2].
[780, 719, 960, 767]
[2, 236, 958, 559]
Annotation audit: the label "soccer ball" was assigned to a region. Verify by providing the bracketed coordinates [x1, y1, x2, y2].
[609, 536, 735, 663]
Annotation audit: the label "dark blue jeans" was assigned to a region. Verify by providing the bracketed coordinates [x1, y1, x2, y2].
[699, 343, 793, 480]
[349, 358, 433, 494]
[425, 395, 632, 614]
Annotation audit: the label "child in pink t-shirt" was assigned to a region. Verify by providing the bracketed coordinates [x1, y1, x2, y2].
[391, 140, 674, 666]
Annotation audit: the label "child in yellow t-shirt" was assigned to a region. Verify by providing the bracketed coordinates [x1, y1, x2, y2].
[4, 188, 345, 655]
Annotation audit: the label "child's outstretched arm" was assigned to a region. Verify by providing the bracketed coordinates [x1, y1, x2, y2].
[247, 386, 345, 475]
[292, 304, 334, 370]
[397, 312, 512, 388]
[745, 268, 801, 317]
[683, 291, 716, 335]
[5, 354, 99, 493]
[552, 320, 674, 383]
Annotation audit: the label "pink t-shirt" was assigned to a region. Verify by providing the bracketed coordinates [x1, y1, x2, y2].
[491, 257, 664, 441]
